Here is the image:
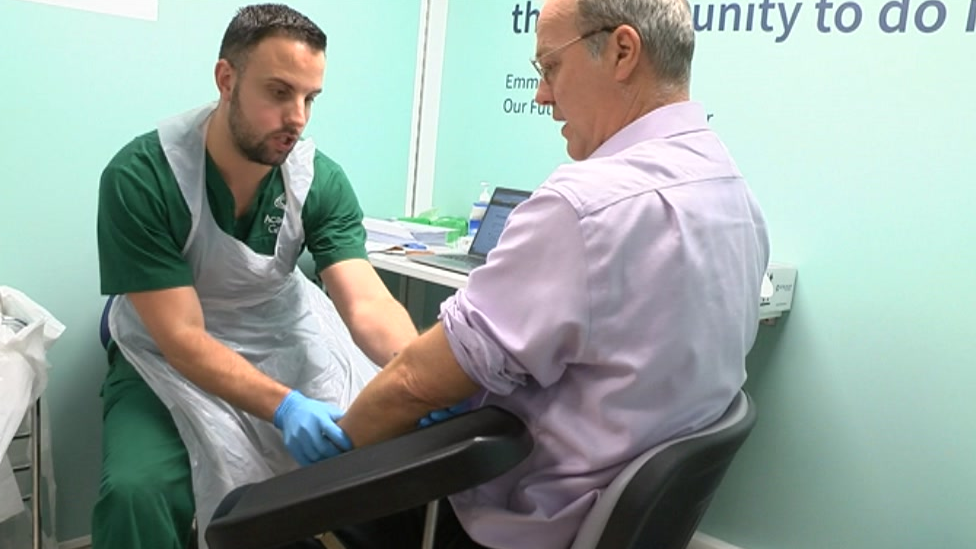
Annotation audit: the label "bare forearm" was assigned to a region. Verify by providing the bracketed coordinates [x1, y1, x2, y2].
[319, 259, 418, 365]
[339, 362, 433, 446]
[126, 287, 289, 421]
[346, 296, 418, 366]
[163, 328, 289, 422]
[339, 324, 479, 448]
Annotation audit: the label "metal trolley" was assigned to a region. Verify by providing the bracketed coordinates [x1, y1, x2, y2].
[3, 313, 43, 549]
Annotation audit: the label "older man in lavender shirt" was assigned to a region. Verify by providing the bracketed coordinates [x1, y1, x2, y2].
[334, 0, 769, 548]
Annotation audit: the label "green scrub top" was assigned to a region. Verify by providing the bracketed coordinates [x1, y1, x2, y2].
[97, 130, 367, 295]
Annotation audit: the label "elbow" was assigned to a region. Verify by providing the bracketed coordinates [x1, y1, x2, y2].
[340, 299, 385, 338]
[389, 358, 449, 413]
[155, 326, 209, 375]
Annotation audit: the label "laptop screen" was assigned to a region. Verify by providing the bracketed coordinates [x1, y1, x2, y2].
[468, 187, 532, 257]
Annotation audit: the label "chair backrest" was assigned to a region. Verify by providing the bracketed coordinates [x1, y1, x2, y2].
[570, 390, 757, 549]
[99, 295, 115, 349]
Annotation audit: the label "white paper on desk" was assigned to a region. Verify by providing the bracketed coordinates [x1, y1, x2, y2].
[363, 217, 417, 245]
[13, 0, 158, 21]
[396, 221, 452, 246]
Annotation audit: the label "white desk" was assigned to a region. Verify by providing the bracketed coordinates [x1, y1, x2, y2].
[368, 252, 467, 290]
[367, 252, 464, 327]
[368, 252, 794, 323]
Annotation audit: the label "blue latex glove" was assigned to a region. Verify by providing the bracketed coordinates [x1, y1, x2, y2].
[418, 400, 471, 428]
[273, 390, 352, 466]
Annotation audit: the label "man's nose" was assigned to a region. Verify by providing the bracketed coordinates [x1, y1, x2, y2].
[534, 78, 553, 107]
[284, 100, 307, 130]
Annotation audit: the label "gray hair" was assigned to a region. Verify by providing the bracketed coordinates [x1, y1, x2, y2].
[576, 0, 694, 85]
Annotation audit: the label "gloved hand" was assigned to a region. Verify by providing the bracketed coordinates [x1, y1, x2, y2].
[273, 390, 352, 466]
[418, 400, 472, 428]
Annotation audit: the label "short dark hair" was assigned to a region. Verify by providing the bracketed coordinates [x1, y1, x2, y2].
[218, 3, 326, 70]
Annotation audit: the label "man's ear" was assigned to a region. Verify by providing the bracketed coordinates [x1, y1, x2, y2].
[611, 25, 643, 81]
[214, 59, 237, 100]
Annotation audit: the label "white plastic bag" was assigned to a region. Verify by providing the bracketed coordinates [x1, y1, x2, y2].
[0, 286, 64, 523]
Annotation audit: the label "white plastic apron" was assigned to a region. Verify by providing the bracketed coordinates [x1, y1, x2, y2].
[108, 103, 379, 548]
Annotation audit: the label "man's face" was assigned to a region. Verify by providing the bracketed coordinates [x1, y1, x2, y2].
[534, 0, 615, 161]
[227, 36, 325, 166]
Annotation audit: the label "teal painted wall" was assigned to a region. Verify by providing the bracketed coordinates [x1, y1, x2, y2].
[0, 0, 420, 540]
[431, 1, 976, 548]
[432, 1, 566, 215]
[694, 7, 976, 547]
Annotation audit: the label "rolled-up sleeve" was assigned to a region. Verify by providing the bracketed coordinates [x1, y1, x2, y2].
[440, 187, 590, 395]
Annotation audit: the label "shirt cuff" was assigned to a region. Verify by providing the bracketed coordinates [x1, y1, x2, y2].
[439, 293, 525, 396]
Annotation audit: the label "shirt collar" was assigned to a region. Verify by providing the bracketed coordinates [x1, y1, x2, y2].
[589, 101, 709, 159]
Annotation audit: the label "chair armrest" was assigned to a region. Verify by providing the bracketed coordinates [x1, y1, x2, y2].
[205, 405, 533, 549]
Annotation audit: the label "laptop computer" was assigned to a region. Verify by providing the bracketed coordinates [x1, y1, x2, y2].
[408, 187, 532, 275]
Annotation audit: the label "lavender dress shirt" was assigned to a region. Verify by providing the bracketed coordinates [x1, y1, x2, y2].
[442, 101, 770, 549]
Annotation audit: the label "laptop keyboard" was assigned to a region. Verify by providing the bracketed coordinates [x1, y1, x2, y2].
[440, 254, 484, 267]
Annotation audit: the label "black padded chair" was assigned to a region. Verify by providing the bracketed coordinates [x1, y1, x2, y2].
[205, 405, 533, 549]
[568, 390, 756, 549]
[205, 390, 756, 549]
[99, 295, 115, 350]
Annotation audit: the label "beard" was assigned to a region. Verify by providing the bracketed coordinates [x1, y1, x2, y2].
[228, 86, 300, 166]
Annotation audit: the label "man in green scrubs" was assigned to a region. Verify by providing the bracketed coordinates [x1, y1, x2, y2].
[92, 4, 417, 548]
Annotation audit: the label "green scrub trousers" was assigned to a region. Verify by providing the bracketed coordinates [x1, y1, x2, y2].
[91, 343, 195, 549]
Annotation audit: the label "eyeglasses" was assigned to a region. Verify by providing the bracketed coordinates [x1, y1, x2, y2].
[530, 26, 618, 83]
